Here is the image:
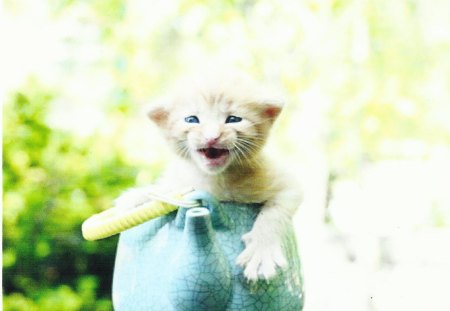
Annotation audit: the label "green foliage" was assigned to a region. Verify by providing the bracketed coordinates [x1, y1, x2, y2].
[3, 81, 138, 310]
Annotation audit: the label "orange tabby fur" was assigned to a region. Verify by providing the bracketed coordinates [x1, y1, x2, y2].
[115, 71, 302, 280]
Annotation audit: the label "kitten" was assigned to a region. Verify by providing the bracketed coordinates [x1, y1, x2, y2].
[115, 71, 302, 281]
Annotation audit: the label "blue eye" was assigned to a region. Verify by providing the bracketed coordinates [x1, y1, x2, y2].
[225, 115, 242, 123]
[184, 116, 200, 123]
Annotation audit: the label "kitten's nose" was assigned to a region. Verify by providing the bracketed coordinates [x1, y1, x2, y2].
[203, 126, 221, 147]
[206, 137, 220, 147]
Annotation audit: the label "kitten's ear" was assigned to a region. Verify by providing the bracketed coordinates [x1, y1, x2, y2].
[258, 99, 284, 123]
[147, 105, 169, 126]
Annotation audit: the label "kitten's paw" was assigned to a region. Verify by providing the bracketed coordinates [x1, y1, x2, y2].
[236, 230, 287, 281]
[114, 188, 153, 209]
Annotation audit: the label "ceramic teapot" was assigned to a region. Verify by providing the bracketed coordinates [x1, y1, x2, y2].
[112, 191, 304, 310]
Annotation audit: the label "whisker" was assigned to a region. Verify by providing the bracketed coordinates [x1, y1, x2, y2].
[237, 132, 266, 140]
[234, 140, 257, 159]
[175, 141, 191, 159]
[236, 138, 263, 154]
[237, 137, 262, 148]
[231, 141, 248, 167]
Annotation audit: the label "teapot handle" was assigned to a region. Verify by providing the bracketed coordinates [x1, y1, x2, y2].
[81, 188, 200, 241]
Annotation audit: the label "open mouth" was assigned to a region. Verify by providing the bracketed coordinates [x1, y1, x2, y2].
[198, 148, 229, 159]
[197, 148, 230, 168]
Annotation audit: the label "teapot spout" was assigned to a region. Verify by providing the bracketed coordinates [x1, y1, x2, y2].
[184, 208, 214, 240]
[169, 208, 232, 310]
[183, 191, 230, 228]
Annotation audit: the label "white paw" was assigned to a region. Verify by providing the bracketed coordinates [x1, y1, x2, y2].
[114, 188, 153, 209]
[236, 230, 287, 281]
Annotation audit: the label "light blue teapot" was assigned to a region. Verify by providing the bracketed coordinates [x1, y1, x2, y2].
[110, 190, 304, 310]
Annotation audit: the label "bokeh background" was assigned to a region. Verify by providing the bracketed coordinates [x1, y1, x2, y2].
[2, 0, 450, 310]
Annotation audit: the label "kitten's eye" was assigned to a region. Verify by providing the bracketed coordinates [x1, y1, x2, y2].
[184, 116, 200, 123]
[225, 115, 242, 123]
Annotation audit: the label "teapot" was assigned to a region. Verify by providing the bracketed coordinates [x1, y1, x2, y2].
[111, 190, 304, 310]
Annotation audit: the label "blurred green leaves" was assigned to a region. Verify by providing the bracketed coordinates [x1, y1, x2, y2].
[3, 80, 137, 310]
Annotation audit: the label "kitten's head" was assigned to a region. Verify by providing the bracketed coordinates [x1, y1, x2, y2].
[148, 72, 283, 175]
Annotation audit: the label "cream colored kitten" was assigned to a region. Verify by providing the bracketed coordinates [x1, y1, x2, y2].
[115, 71, 301, 281]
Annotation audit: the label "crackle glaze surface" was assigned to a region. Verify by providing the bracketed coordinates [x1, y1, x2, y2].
[113, 191, 304, 310]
